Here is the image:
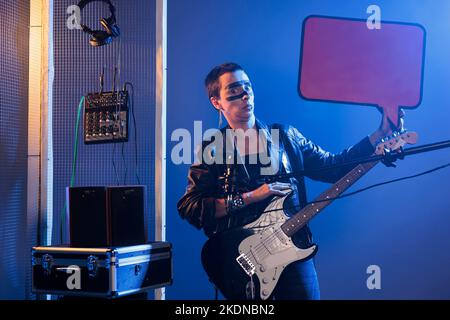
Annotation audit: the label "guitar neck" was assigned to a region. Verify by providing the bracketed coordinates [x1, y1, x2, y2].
[281, 159, 379, 237]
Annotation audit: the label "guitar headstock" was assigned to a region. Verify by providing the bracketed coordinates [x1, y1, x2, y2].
[375, 131, 419, 155]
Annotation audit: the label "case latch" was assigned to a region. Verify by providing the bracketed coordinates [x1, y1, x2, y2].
[86, 255, 98, 278]
[135, 264, 142, 276]
[42, 254, 54, 276]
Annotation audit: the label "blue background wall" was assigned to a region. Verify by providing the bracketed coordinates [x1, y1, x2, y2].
[166, 0, 450, 299]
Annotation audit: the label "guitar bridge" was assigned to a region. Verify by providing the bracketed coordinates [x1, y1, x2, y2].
[236, 253, 256, 277]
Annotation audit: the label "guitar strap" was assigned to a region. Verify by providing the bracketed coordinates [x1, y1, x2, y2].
[275, 124, 308, 208]
[275, 125, 314, 246]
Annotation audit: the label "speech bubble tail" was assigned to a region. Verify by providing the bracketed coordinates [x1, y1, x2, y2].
[382, 105, 400, 130]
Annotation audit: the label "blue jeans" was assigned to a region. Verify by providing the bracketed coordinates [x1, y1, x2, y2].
[271, 258, 320, 300]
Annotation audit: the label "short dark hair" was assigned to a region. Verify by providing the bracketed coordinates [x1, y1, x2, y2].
[204, 62, 244, 99]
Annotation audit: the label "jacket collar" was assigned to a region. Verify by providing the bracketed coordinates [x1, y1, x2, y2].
[219, 118, 281, 178]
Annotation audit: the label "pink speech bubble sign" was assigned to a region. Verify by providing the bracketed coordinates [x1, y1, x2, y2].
[299, 15, 426, 127]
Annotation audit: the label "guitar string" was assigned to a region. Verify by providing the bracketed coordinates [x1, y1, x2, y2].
[242, 198, 283, 260]
[239, 159, 369, 260]
[260, 161, 450, 215]
[246, 163, 368, 259]
[248, 207, 288, 256]
[239, 133, 415, 261]
[245, 174, 356, 260]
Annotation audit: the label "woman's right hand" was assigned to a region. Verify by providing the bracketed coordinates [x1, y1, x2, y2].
[245, 182, 291, 205]
[215, 182, 291, 219]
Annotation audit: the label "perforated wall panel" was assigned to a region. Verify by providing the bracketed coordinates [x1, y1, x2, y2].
[0, 1, 31, 300]
[52, 0, 156, 246]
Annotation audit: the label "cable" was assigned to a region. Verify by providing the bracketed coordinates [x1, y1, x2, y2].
[70, 98, 84, 187]
[260, 161, 450, 215]
[112, 141, 120, 185]
[122, 141, 128, 184]
[266, 139, 450, 183]
[124, 82, 141, 184]
[112, 34, 123, 185]
[116, 33, 121, 92]
[110, 36, 123, 186]
[60, 96, 84, 243]
[311, 162, 450, 204]
[111, 89, 120, 186]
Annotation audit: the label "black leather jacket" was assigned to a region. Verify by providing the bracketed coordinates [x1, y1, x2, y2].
[177, 119, 375, 247]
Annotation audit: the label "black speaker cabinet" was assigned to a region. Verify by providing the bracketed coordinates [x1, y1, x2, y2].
[67, 186, 146, 247]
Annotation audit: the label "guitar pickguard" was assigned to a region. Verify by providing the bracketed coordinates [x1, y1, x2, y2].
[237, 194, 317, 299]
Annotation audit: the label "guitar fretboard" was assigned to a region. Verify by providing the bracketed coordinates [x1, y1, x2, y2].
[281, 159, 379, 237]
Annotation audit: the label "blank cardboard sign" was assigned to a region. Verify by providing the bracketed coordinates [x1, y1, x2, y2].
[299, 16, 426, 127]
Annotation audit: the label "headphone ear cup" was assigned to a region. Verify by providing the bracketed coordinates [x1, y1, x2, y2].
[89, 30, 113, 47]
[100, 18, 120, 38]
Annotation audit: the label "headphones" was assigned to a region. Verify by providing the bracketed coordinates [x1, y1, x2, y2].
[78, 0, 120, 47]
